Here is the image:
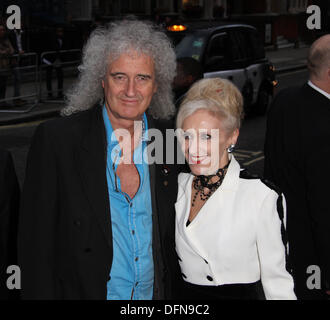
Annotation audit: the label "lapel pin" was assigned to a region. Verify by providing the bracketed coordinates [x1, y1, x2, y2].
[161, 165, 170, 176]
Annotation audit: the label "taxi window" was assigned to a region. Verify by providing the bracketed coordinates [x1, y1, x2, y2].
[230, 30, 250, 62]
[230, 29, 265, 62]
[207, 33, 228, 59]
[175, 34, 206, 62]
[204, 32, 231, 72]
[248, 31, 265, 60]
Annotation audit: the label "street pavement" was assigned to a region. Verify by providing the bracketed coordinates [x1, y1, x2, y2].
[267, 45, 309, 74]
[0, 45, 310, 126]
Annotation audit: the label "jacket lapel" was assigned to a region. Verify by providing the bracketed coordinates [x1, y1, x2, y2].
[178, 156, 241, 259]
[76, 106, 112, 250]
[146, 114, 169, 298]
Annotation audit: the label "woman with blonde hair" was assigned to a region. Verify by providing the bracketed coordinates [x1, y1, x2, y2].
[174, 78, 296, 300]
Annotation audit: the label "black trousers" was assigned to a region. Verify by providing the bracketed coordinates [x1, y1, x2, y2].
[178, 280, 265, 300]
[0, 74, 7, 100]
[46, 66, 63, 97]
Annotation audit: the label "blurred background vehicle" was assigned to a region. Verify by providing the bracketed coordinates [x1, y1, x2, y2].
[167, 21, 277, 115]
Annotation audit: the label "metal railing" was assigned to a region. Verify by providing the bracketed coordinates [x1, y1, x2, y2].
[39, 49, 81, 103]
[0, 49, 81, 113]
[0, 52, 39, 113]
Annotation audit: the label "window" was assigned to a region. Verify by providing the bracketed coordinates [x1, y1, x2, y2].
[230, 30, 250, 62]
[247, 30, 265, 60]
[204, 32, 230, 72]
[207, 33, 227, 58]
[175, 33, 206, 61]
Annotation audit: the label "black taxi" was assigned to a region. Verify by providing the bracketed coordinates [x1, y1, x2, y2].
[167, 21, 277, 115]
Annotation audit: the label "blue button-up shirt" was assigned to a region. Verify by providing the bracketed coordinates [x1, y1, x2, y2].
[103, 106, 154, 300]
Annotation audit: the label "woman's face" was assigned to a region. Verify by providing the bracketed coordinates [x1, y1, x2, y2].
[181, 109, 239, 176]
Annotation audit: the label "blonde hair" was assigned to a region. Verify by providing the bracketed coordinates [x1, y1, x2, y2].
[176, 78, 244, 133]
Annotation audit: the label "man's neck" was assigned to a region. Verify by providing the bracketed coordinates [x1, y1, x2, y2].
[106, 108, 141, 135]
[105, 106, 144, 156]
[309, 78, 330, 95]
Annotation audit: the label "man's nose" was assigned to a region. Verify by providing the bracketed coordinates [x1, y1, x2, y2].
[125, 78, 137, 97]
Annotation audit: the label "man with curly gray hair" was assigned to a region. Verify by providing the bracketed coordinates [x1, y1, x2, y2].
[63, 19, 176, 119]
[18, 20, 182, 300]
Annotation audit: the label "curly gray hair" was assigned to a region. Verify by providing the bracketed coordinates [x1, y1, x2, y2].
[62, 19, 177, 119]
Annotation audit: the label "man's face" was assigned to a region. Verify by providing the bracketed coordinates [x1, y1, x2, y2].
[102, 50, 157, 123]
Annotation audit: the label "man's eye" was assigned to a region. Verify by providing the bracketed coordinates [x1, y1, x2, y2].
[136, 75, 149, 81]
[112, 74, 126, 81]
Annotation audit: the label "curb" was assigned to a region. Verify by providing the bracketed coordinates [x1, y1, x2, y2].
[275, 64, 307, 75]
[0, 107, 62, 126]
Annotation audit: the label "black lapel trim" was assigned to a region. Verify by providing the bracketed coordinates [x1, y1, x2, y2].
[146, 114, 166, 298]
[146, 113, 158, 225]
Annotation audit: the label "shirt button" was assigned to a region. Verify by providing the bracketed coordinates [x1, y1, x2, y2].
[135, 257, 139, 262]
[132, 230, 135, 235]
[207, 275, 213, 281]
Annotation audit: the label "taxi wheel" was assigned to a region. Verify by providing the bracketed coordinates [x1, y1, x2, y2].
[255, 84, 270, 115]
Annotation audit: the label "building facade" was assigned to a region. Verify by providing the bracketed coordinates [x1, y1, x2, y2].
[1, 0, 328, 48]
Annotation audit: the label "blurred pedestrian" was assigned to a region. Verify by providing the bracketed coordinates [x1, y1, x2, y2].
[42, 26, 66, 100]
[0, 24, 14, 105]
[91, 14, 103, 31]
[264, 34, 330, 300]
[9, 24, 28, 105]
[173, 57, 203, 107]
[0, 149, 20, 300]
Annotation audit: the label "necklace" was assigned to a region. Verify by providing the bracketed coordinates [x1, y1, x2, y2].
[191, 162, 230, 207]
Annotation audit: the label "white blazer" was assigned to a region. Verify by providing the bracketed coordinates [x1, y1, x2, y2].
[175, 155, 296, 300]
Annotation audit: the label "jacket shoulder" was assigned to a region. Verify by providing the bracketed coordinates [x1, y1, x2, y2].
[239, 168, 282, 195]
[38, 107, 97, 139]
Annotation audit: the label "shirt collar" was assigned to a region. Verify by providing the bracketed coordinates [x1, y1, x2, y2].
[102, 104, 148, 165]
[308, 80, 330, 100]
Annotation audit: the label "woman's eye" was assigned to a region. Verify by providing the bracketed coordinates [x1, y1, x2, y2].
[201, 134, 211, 140]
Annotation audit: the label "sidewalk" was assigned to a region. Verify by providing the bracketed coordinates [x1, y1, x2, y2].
[266, 45, 309, 74]
[0, 74, 76, 126]
[0, 46, 310, 126]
